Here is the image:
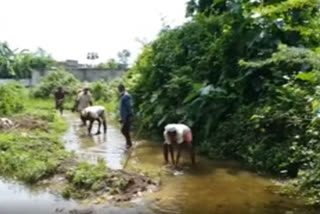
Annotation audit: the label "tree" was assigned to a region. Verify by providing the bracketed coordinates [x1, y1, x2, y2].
[0, 42, 55, 78]
[97, 58, 119, 69]
[127, 0, 320, 179]
[97, 49, 131, 70]
[117, 49, 131, 69]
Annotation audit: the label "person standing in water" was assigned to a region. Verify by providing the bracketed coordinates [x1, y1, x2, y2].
[54, 86, 66, 115]
[163, 123, 195, 168]
[73, 87, 93, 125]
[118, 84, 133, 149]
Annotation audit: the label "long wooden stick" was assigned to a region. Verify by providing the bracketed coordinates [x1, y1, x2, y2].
[123, 123, 144, 169]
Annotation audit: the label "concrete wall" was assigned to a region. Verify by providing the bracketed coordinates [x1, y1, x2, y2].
[31, 68, 125, 86]
[67, 68, 125, 82]
[0, 68, 125, 87]
[0, 79, 33, 87]
[31, 69, 50, 86]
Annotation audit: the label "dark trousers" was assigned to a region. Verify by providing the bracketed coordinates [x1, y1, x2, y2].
[121, 118, 132, 147]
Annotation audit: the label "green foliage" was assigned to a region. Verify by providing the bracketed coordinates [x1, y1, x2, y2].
[32, 69, 80, 98]
[0, 42, 55, 78]
[0, 133, 69, 183]
[127, 0, 320, 203]
[90, 80, 113, 102]
[63, 160, 130, 199]
[97, 49, 131, 70]
[66, 161, 108, 189]
[0, 104, 70, 184]
[0, 82, 26, 115]
[97, 58, 120, 69]
[89, 79, 122, 116]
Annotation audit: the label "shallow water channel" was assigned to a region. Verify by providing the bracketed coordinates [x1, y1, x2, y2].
[0, 113, 319, 214]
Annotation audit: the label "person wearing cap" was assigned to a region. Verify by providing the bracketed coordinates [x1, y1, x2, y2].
[80, 105, 107, 135]
[118, 84, 133, 148]
[163, 123, 195, 168]
[73, 87, 93, 125]
[54, 86, 67, 115]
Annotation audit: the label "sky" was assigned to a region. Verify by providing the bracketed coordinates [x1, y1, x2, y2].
[0, 0, 189, 64]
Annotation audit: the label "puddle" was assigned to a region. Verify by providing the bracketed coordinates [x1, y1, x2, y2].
[0, 112, 319, 214]
[126, 140, 319, 214]
[0, 179, 78, 214]
[62, 113, 127, 169]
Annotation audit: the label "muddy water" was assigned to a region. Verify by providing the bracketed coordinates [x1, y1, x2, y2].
[0, 179, 79, 214]
[63, 113, 126, 169]
[0, 113, 319, 214]
[127, 141, 318, 214]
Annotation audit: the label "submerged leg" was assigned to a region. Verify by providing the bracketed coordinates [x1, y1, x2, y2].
[88, 119, 94, 135]
[175, 144, 183, 168]
[121, 120, 132, 148]
[96, 119, 101, 135]
[163, 144, 169, 164]
[188, 142, 196, 165]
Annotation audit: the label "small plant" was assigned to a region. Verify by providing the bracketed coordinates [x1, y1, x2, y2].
[0, 82, 26, 115]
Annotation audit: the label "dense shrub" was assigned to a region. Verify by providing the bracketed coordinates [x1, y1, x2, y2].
[0, 82, 26, 115]
[90, 79, 121, 102]
[32, 69, 80, 98]
[125, 0, 320, 202]
[127, 0, 320, 172]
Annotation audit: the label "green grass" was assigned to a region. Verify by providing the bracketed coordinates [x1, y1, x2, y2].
[0, 98, 70, 183]
[0, 96, 154, 201]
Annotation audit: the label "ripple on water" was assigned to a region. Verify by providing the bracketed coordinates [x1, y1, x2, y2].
[62, 113, 127, 170]
[127, 140, 320, 214]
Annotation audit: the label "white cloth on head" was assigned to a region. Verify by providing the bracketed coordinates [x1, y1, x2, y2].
[81, 106, 105, 119]
[163, 124, 191, 145]
[77, 92, 93, 111]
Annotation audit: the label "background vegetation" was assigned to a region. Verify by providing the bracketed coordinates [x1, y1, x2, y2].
[124, 0, 320, 204]
[0, 42, 54, 78]
[31, 69, 81, 99]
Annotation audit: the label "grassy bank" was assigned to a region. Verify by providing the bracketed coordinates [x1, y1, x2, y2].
[0, 89, 156, 201]
[0, 98, 70, 183]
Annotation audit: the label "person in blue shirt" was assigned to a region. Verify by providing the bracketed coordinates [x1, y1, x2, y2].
[118, 84, 133, 148]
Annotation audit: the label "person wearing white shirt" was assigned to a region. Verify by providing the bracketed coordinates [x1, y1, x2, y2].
[80, 105, 107, 135]
[163, 123, 195, 168]
[76, 87, 93, 112]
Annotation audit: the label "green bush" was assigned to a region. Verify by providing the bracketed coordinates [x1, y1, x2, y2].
[90, 80, 111, 102]
[0, 82, 26, 115]
[127, 0, 320, 177]
[0, 132, 69, 184]
[90, 79, 122, 102]
[32, 69, 80, 98]
[63, 160, 130, 199]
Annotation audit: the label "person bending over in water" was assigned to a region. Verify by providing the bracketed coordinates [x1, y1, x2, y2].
[80, 106, 107, 135]
[163, 123, 196, 168]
